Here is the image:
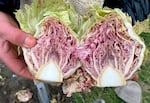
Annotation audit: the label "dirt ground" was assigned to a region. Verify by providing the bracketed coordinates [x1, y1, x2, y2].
[0, 61, 74, 103]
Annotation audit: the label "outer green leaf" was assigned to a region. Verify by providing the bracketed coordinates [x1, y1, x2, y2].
[15, 0, 74, 35]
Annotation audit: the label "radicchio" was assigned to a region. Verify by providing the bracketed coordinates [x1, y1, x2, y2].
[23, 13, 145, 96]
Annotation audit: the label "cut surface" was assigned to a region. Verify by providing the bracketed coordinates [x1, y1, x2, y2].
[23, 17, 79, 82]
[35, 60, 63, 82]
[98, 63, 126, 87]
[77, 12, 145, 85]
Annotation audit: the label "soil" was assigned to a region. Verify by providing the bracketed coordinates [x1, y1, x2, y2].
[0, 61, 75, 103]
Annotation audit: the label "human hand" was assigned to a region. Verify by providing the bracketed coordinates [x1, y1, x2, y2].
[0, 11, 36, 79]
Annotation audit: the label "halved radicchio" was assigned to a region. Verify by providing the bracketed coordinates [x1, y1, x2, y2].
[22, 12, 145, 96]
[62, 12, 146, 96]
[16, 0, 146, 97]
[23, 17, 80, 82]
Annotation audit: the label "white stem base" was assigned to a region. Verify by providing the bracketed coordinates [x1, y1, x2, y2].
[97, 64, 126, 87]
[35, 60, 63, 82]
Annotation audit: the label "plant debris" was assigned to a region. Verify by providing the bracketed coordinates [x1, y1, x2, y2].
[15, 89, 33, 102]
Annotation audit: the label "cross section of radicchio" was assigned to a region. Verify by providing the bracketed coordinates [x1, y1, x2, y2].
[23, 13, 145, 96]
[23, 17, 80, 82]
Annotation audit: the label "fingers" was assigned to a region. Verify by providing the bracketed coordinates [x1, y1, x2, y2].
[4, 57, 34, 80]
[0, 12, 35, 79]
[0, 40, 33, 79]
[0, 11, 36, 48]
[0, 24, 36, 48]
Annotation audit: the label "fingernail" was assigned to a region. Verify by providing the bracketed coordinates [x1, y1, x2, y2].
[24, 36, 36, 48]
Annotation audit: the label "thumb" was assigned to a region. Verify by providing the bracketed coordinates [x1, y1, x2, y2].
[0, 25, 36, 48]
